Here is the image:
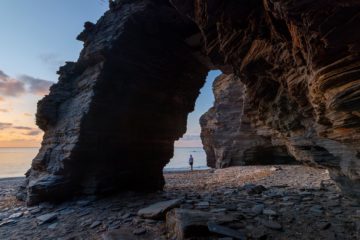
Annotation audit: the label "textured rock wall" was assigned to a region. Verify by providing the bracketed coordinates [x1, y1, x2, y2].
[19, 0, 360, 203]
[200, 74, 296, 168]
[172, 0, 360, 198]
[18, 0, 209, 205]
[200, 74, 246, 168]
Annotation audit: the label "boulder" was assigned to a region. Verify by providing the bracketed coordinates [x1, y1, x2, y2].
[166, 208, 236, 240]
[137, 199, 183, 220]
[207, 222, 246, 240]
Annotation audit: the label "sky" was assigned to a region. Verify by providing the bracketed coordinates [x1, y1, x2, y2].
[0, 0, 218, 148]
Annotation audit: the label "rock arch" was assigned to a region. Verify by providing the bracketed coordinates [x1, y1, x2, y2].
[18, 0, 360, 204]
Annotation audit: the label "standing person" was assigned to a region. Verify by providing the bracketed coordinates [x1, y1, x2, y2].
[189, 154, 194, 171]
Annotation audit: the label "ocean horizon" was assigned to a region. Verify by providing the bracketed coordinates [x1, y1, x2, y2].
[0, 147, 208, 178]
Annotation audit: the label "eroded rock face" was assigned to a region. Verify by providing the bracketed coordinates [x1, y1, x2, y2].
[200, 74, 246, 168]
[19, 0, 360, 203]
[18, 0, 209, 205]
[172, 0, 360, 197]
[200, 74, 296, 168]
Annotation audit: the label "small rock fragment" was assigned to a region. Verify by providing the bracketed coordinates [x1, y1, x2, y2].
[90, 221, 102, 229]
[8, 212, 23, 219]
[48, 222, 58, 229]
[0, 220, 16, 227]
[318, 222, 331, 230]
[251, 204, 264, 215]
[76, 200, 91, 207]
[309, 205, 324, 214]
[36, 213, 57, 225]
[133, 228, 146, 235]
[207, 222, 246, 240]
[210, 208, 227, 213]
[196, 201, 210, 209]
[270, 166, 282, 171]
[263, 209, 277, 216]
[260, 219, 282, 230]
[138, 198, 182, 219]
[245, 185, 267, 195]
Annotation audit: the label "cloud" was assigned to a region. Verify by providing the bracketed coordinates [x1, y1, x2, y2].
[181, 135, 201, 141]
[0, 96, 4, 102]
[13, 126, 33, 130]
[24, 113, 33, 117]
[0, 123, 40, 133]
[0, 122, 12, 130]
[0, 75, 26, 96]
[24, 130, 42, 136]
[175, 134, 203, 147]
[18, 75, 53, 95]
[0, 70, 53, 97]
[0, 108, 8, 112]
[0, 70, 9, 78]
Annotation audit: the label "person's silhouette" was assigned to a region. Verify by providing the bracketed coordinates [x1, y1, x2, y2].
[189, 154, 194, 171]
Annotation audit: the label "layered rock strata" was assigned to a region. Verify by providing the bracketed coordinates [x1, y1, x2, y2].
[172, 0, 360, 197]
[19, 0, 360, 203]
[200, 74, 296, 168]
[18, 0, 209, 205]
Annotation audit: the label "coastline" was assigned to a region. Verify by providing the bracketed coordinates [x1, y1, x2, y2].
[0, 165, 358, 239]
[163, 167, 210, 173]
[0, 176, 24, 182]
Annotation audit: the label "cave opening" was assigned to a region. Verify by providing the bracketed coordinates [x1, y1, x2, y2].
[164, 70, 221, 171]
[18, 0, 360, 207]
[242, 146, 298, 165]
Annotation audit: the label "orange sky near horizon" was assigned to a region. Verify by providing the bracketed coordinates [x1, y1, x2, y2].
[0, 1, 213, 149]
[0, 72, 205, 148]
[0, 75, 48, 148]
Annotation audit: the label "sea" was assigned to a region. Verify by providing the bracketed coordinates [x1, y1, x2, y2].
[0, 147, 208, 178]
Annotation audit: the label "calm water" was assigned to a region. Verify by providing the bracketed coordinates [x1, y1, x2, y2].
[164, 147, 209, 172]
[0, 148, 38, 178]
[0, 147, 208, 178]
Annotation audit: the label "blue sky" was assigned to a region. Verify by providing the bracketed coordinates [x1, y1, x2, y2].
[0, 0, 108, 81]
[0, 0, 218, 147]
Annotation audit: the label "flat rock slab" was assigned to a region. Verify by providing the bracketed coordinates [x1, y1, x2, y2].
[208, 222, 246, 240]
[8, 212, 23, 219]
[166, 208, 236, 240]
[260, 219, 282, 230]
[36, 213, 57, 225]
[0, 220, 16, 227]
[138, 198, 182, 219]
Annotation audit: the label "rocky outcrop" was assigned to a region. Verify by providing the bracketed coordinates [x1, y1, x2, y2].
[200, 74, 296, 168]
[200, 74, 246, 168]
[172, 0, 360, 198]
[18, 0, 209, 205]
[18, 0, 360, 203]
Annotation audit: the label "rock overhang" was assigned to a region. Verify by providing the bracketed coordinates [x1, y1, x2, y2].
[17, 0, 360, 204]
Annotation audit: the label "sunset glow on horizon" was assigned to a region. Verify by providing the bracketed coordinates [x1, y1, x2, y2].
[0, 0, 108, 148]
[0, 1, 219, 148]
[0, 71, 50, 147]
